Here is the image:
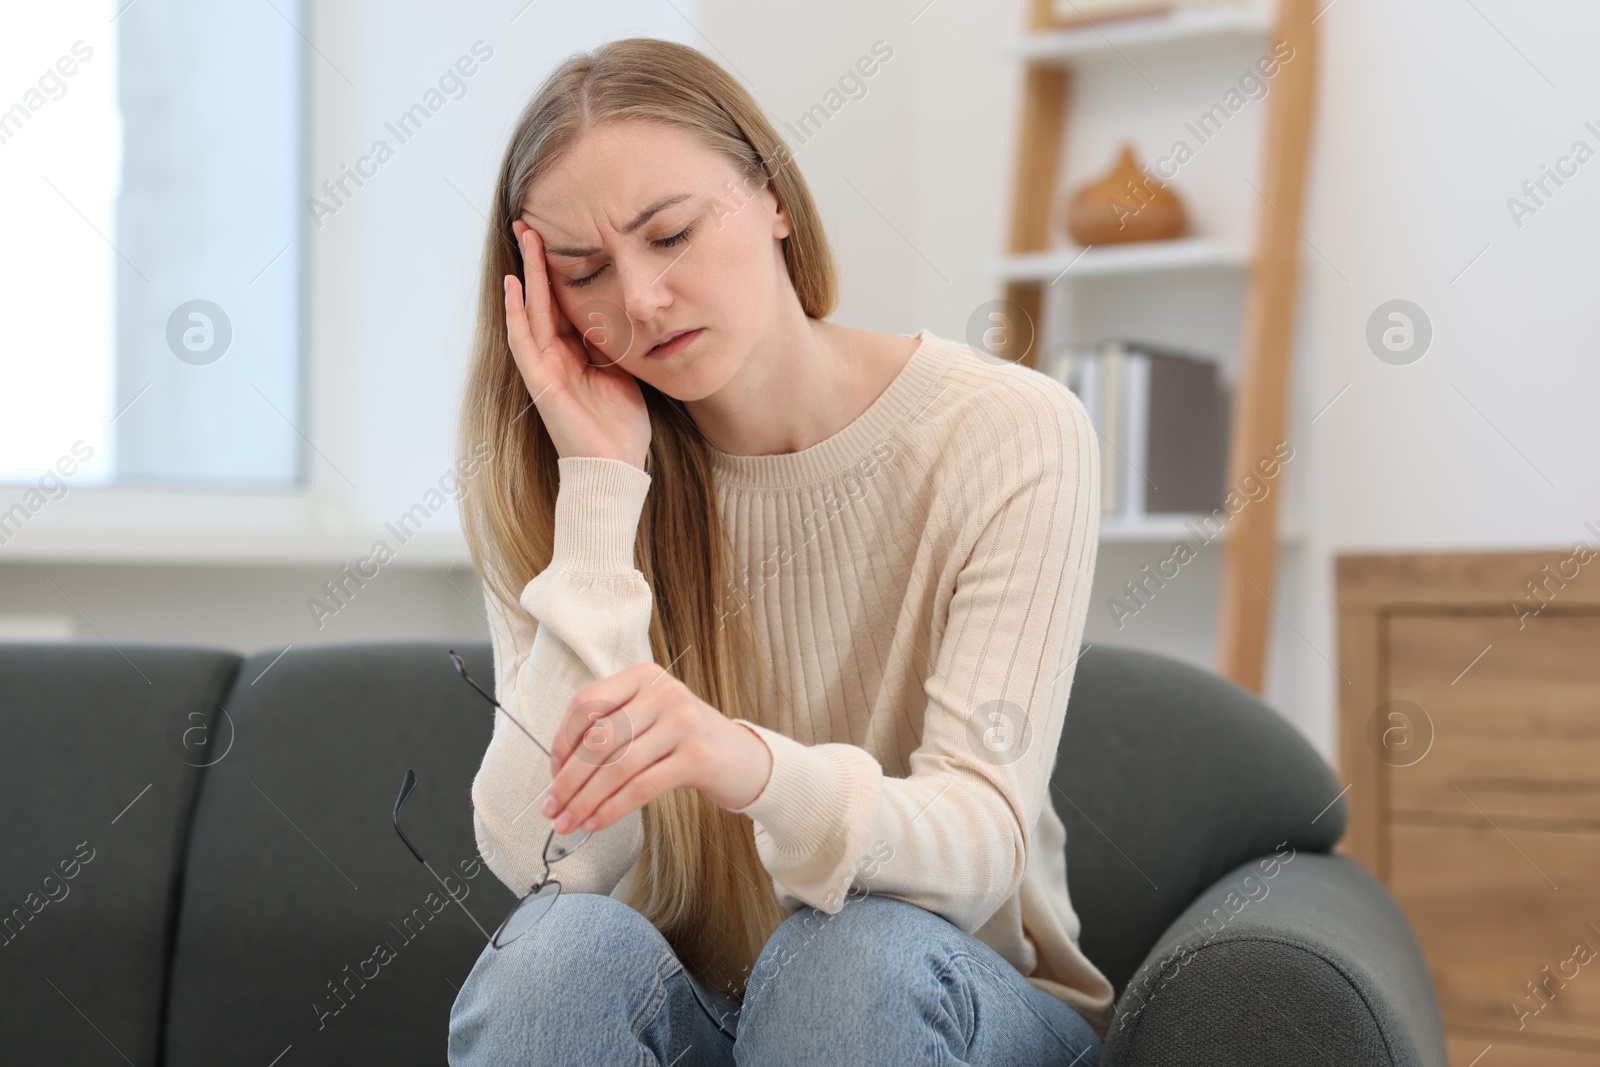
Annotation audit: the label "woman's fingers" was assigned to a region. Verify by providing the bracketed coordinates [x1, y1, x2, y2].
[514, 223, 556, 354]
[579, 754, 682, 834]
[549, 662, 659, 767]
[548, 717, 679, 834]
[546, 668, 664, 820]
[502, 274, 550, 406]
[505, 221, 568, 405]
[544, 706, 629, 825]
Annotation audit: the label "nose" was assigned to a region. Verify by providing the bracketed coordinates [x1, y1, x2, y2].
[614, 252, 673, 342]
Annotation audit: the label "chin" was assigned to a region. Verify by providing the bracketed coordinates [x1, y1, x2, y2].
[643, 373, 715, 403]
[643, 359, 735, 404]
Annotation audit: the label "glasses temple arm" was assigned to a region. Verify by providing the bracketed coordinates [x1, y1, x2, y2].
[393, 768, 500, 946]
[449, 650, 552, 759]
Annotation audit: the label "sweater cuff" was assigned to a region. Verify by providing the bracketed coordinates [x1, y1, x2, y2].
[727, 719, 845, 854]
[550, 456, 651, 573]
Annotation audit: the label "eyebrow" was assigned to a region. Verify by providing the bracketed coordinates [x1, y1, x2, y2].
[533, 193, 696, 258]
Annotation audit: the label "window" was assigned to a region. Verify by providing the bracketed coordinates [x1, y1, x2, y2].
[0, 0, 305, 489]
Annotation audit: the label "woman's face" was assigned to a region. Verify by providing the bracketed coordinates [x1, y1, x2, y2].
[518, 120, 792, 400]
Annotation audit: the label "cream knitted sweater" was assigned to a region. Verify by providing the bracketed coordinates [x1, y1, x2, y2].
[471, 327, 1116, 1036]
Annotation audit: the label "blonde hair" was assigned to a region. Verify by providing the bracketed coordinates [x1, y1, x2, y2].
[455, 37, 838, 1001]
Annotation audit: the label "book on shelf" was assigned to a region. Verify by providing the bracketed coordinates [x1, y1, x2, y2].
[1056, 339, 1230, 522]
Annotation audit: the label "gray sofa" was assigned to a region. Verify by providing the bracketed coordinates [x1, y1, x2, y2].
[0, 639, 1447, 1065]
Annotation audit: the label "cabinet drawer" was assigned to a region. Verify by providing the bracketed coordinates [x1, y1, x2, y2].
[1391, 822, 1600, 1044]
[1386, 613, 1600, 823]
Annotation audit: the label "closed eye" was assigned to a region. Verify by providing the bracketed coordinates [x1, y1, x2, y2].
[565, 227, 694, 289]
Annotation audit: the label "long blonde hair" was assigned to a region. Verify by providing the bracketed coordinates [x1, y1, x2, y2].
[455, 37, 839, 1001]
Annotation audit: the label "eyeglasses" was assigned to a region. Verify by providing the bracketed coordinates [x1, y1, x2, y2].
[389, 649, 591, 949]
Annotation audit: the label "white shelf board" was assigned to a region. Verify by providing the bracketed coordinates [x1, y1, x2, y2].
[1002, 8, 1272, 65]
[1099, 511, 1304, 545]
[0, 528, 475, 568]
[989, 238, 1249, 282]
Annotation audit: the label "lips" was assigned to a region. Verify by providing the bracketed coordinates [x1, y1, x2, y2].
[648, 328, 695, 353]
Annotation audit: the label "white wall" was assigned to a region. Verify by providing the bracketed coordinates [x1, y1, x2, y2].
[1305, 0, 1598, 555]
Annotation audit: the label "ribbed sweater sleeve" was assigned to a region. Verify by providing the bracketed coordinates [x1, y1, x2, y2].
[470, 455, 656, 898]
[728, 383, 1100, 934]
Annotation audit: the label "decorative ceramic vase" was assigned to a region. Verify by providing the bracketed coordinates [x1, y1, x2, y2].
[1065, 142, 1189, 245]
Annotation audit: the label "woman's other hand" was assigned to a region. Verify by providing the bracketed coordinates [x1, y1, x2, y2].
[538, 662, 774, 834]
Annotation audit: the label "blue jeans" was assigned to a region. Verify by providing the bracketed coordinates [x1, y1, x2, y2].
[448, 890, 1104, 1065]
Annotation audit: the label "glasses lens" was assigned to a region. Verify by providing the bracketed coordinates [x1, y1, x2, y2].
[547, 826, 591, 863]
[493, 882, 560, 947]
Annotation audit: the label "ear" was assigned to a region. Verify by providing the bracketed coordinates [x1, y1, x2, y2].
[766, 185, 792, 240]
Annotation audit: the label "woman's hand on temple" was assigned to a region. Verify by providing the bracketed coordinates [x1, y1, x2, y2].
[538, 661, 774, 835]
[505, 219, 652, 471]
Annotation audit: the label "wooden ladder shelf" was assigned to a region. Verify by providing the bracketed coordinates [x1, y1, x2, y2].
[999, 0, 1319, 693]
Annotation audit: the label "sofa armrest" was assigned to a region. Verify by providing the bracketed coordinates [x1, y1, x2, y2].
[1102, 852, 1448, 1067]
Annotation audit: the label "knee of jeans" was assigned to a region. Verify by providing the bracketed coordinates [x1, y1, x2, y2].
[744, 894, 946, 1004]
[457, 892, 668, 1008]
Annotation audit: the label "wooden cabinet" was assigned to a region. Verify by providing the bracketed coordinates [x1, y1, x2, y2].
[1338, 551, 1600, 1064]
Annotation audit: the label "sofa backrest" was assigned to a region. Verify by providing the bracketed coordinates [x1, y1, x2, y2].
[161, 641, 498, 1066]
[1, 636, 1346, 1062]
[1055, 644, 1346, 996]
[0, 641, 241, 1066]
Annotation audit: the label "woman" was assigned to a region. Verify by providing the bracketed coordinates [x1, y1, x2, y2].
[450, 36, 1113, 1066]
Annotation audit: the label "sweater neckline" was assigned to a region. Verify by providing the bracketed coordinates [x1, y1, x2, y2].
[704, 327, 946, 491]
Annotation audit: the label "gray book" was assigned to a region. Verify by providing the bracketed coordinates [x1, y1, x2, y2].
[1110, 341, 1230, 516]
